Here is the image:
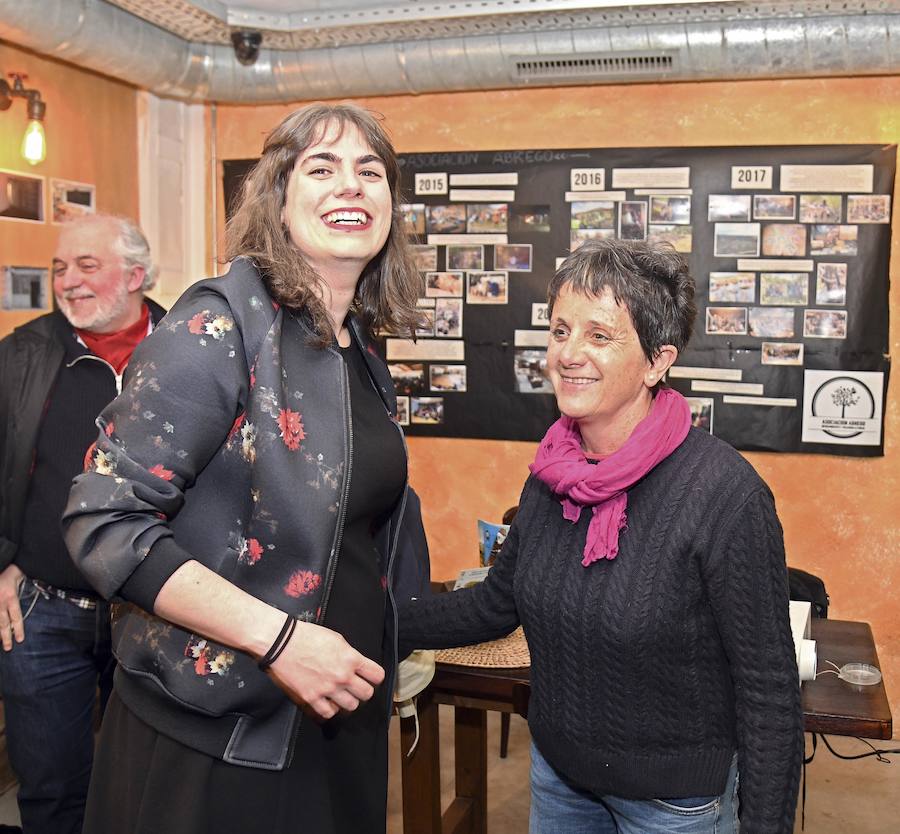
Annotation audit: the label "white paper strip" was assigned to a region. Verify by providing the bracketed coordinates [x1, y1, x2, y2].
[426, 233, 508, 245]
[449, 173, 518, 186]
[737, 259, 814, 272]
[633, 188, 693, 195]
[565, 190, 626, 202]
[515, 329, 550, 347]
[723, 395, 798, 407]
[385, 338, 465, 361]
[691, 380, 764, 395]
[669, 366, 743, 381]
[780, 164, 873, 193]
[449, 189, 515, 202]
[612, 167, 691, 189]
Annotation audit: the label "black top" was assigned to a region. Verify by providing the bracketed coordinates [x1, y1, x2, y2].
[18, 333, 118, 591]
[84, 338, 406, 834]
[400, 428, 803, 834]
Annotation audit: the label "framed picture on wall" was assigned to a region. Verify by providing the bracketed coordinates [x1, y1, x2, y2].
[0, 168, 45, 223]
[1, 265, 49, 310]
[50, 178, 96, 224]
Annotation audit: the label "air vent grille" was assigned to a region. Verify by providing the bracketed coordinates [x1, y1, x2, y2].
[515, 52, 676, 81]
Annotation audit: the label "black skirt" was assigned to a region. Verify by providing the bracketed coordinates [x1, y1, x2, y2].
[84, 691, 388, 834]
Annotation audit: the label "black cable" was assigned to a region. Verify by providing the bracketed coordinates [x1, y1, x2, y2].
[804, 731, 817, 765]
[817, 733, 900, 764]
[800, 733, 900, 830]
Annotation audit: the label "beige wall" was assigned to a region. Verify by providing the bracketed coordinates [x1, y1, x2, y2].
[0, 40, 139, 339]
[217, 77, 900, 730]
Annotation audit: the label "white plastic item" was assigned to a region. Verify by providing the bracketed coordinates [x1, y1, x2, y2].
[797, 639, 817, 682]
[394, 649, 436, 717]
[838, 663, 882, 686]
[789, 601, 817, 683]
[393, 649, 436, 757]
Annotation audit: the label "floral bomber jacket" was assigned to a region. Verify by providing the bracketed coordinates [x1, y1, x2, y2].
[63, 258, 411, 770]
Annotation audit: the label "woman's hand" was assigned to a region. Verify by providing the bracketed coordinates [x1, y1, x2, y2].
[153, 561, 385, 720]
[266, 621, 385, 720]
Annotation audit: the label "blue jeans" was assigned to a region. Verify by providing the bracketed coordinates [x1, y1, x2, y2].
[530, 741, 740, 834]
[0, 581, 114, 834]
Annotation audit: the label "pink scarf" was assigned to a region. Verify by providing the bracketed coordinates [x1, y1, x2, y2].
[529, 387, 691, 566]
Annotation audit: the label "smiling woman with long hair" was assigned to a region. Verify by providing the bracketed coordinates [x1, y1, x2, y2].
[63, 103, 426, 834]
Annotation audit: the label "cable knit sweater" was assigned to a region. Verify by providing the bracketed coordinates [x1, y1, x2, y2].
[400, 428, 803, 833]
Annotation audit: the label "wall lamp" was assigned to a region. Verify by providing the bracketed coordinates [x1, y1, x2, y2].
[0, 73, 47, 165]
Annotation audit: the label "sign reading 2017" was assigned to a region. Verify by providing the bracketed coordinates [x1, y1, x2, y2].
[731, 166, 773, 189]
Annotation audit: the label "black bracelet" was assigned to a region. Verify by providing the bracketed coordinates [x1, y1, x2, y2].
[258, 612, 297, 671]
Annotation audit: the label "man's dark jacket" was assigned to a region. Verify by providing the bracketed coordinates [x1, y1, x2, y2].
[0, 301, 166, 572]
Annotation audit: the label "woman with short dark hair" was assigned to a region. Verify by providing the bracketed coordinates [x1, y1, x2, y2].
[64, 102, 424, 834]
[401, 238, 803, 833]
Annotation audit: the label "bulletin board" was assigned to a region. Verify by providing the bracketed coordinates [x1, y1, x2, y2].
[222, 143, 894, 456]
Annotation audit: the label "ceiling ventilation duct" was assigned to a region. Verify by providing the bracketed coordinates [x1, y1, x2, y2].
[513, 52, 678, 83]
[0, 0, 898, 103]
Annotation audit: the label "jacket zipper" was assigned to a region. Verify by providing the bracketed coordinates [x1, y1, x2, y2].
[66, 315, 155, 395]
[66, 354, 124, 394]
[317, 350, 352, 624]
[285, 347, 352, 756]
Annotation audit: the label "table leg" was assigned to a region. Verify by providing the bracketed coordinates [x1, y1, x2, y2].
[450, 705, 488, 834]
[401, 689, 442, 834]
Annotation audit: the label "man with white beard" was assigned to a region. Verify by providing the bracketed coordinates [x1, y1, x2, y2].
[0, 214, 164, 834]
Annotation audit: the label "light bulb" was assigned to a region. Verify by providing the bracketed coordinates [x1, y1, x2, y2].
[21, 119, 46, 165]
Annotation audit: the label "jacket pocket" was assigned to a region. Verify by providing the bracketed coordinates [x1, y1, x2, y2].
[112, 605, 286, 719]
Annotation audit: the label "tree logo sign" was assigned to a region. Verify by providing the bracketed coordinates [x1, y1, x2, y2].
[801, 371, 884, 446]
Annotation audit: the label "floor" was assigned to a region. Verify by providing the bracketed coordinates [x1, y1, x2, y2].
[0, 708, 896, 832]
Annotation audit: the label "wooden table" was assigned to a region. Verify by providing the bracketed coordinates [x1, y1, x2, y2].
[400, 618, 892, 834]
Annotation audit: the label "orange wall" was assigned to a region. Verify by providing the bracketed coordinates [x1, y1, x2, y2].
[218, 76, 900, 730]
[0, 41, 138, 339]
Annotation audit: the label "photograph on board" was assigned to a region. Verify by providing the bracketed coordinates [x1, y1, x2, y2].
[753, 194, 795, 220]
[513, 348, 553, 394]
[426, 204, 467, 234]
[430, 364, 467, 392]
[709, 272, 755, 304]
[804, 309, 848, 339]
[759, 272, 809, 306]
[816, 263, 848, 305]
[411, 396, 444, 424]
[434, 297, 463, 337]
[425, 270, 464, 297]
[749, 306, 795, 339]
[466, 271, 508, 304]
[761, 342, 804, 366]
[705, 306, 748, 335]
[388, 363, 427, 395]
[447, 243, 485, 271]
[649, 195, 691, 224]
[618, 201, 647, 241]
[708, 194, 751, 222]
[714, 222, 760, 257]
[799, 194, 842, 224]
